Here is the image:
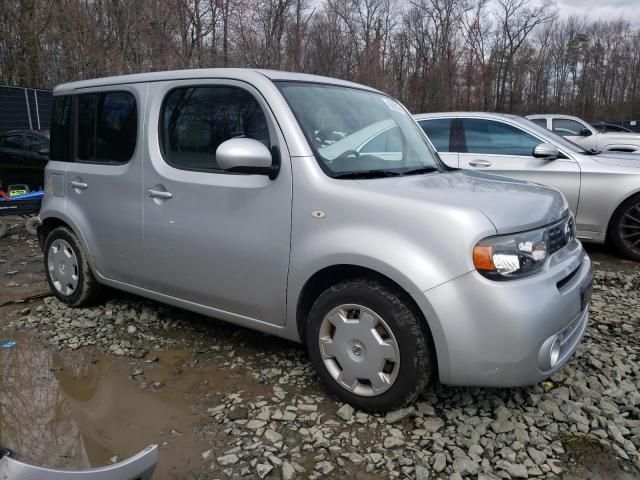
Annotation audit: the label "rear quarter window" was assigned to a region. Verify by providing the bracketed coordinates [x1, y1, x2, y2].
[50, 96, 72, 161]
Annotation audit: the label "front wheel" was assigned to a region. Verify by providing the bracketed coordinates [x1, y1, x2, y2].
[610, 194, 640, 262]
[306, 278, 434, 412]
[44, 226, 103, 306]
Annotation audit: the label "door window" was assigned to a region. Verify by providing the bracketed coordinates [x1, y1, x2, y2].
[77, 91, 138, 163]
[2, 134, 23, 150]
[160, 86, 270, 172]
[26, 134, 49, 153]
[462, 119, 540, 156]
[552, 118, 585, 136]
[529, 118, 548, 129]
[418, 119, 452, 152]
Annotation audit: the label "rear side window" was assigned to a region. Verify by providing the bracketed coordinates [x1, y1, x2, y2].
[51, 96, 72, 161]
[77, 91, 137, 163]
[418, 119, 452, 152]
[26, 134, 48, 153]
[529, 118, 548, 129]
[462, 119, 540, 156]
[160, 86, 269, 172]
[2, 134, 23, 149]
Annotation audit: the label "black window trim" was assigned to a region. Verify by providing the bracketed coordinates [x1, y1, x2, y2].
[158, 83, 274, 175]
[73, 89, 139, 165]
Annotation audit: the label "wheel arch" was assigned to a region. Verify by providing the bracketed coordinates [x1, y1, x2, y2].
[606, 189, 640, 243]
[295, 263, 439, 375]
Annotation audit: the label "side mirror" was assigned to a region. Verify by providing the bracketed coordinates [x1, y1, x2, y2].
[579, 128, 592, 137]
[216, 138, 279, 179]
[533, 143, 560, 160]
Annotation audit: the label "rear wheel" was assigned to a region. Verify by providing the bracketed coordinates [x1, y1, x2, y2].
[44, 226, 103, 306]
[306, 278, 434, 412]
[611, 194, 640, 262]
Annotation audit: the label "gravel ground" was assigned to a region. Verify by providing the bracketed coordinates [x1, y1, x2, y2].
[1, 222, 639, 479]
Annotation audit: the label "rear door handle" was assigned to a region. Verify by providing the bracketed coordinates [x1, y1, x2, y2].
[469, 160, 492, 168]
[70, 180, 88, 189]
[146, 188, 173, 200]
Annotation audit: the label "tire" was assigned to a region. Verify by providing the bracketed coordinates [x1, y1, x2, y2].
[44, 226, 103, 306]
[610, 193, 640, 262]
[305, 278, 434, 412]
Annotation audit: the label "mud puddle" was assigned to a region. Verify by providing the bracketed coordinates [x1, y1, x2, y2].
[0, 326, 211, 479]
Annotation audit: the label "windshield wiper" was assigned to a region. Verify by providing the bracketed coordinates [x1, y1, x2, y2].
[332, 169, 403, 179]
[399, 167, 439, 176]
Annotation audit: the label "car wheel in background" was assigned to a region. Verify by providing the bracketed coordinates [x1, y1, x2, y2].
[305, 278, 434, 412]
[611, 193, 640, 262]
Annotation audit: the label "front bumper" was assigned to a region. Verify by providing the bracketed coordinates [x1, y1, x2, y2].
[417, 239, 593, 387]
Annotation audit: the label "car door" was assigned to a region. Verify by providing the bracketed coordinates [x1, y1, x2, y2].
[458, 117, 581, 214]
[63, 86, 145, 285]
[0, 133, 26, 189]
[551, 118, 597, 151]
[23, 133, 49, 190]
[416, 118, 458, 167]
[141, 80, 292, 326]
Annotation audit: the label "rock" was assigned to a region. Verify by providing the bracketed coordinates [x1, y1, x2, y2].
[217, 454, 239, 466]
[127, 325, 137, 334]
[423, 417, 445, 433]
[383, 436, 405, 449]
[281, 461, 296, 480]
[490, 419, 515, 434]
[415, 464, 430, 479]
[256, 463, 273, 478]
[315, 461, 334, 475]
[386, 406, 415, 424]
[498, 460, 529, 478]
[453, 457, 480, 476]
[201, 449, 213, 461]
[336, 404, 355, 421]
[342, 452, 365, 464]
[432, 452, 446, 472]
[264, 429, 283, 443]
[246, 419, 267, 429]
[527, 447, 546, 465]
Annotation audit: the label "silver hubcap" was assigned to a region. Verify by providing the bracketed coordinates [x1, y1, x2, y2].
[47, 239, 79, 296]
[621, 202, 640, 254]
[319, 304, 400, 396]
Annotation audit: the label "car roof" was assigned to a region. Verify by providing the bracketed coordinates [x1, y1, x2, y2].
[413, 112, 520, 120]
[53, 68, 382, 95]
[525, 113, 585, 122]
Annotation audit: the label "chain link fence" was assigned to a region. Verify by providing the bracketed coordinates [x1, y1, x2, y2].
[0, 86, 53, 133]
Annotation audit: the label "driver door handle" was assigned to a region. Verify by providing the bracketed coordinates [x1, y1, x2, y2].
[146, 188, 173, 200]
[469, 159, 492, 168]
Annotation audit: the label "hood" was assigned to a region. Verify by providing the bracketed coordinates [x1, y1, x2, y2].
[591, 151, 640, 169]
[357, 170, 568, 235]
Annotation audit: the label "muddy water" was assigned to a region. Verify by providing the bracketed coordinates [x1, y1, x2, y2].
[0, 330, 210, 479]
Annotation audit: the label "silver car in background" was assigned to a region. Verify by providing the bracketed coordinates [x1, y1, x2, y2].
[39, 70, 592, 411]
[526, 113, 640, 153]
[416, 112, 640, 261]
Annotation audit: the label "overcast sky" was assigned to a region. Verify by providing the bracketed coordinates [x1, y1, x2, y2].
[555, 0, 640, 22]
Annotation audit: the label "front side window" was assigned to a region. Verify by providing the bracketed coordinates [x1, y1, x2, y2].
[418, 119, 452, 152]
[462, 119, 540, 156]
[51, 96, 72, 161]
[2, 134, 23, 150]
[77, 91, 137, 163]
[552, 118, 586, 136]
[161, 86, 269, 172]
[277, 82, 441, 177]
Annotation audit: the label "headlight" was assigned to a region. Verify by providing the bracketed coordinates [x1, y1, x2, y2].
[473, 228, 549, 279]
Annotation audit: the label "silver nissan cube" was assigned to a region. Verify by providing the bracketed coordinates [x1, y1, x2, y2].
[39, 69, 592, 411]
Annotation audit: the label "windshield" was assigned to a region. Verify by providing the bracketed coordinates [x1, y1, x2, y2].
[276, 82, 442, 177]
[511, 117, 588, 154]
